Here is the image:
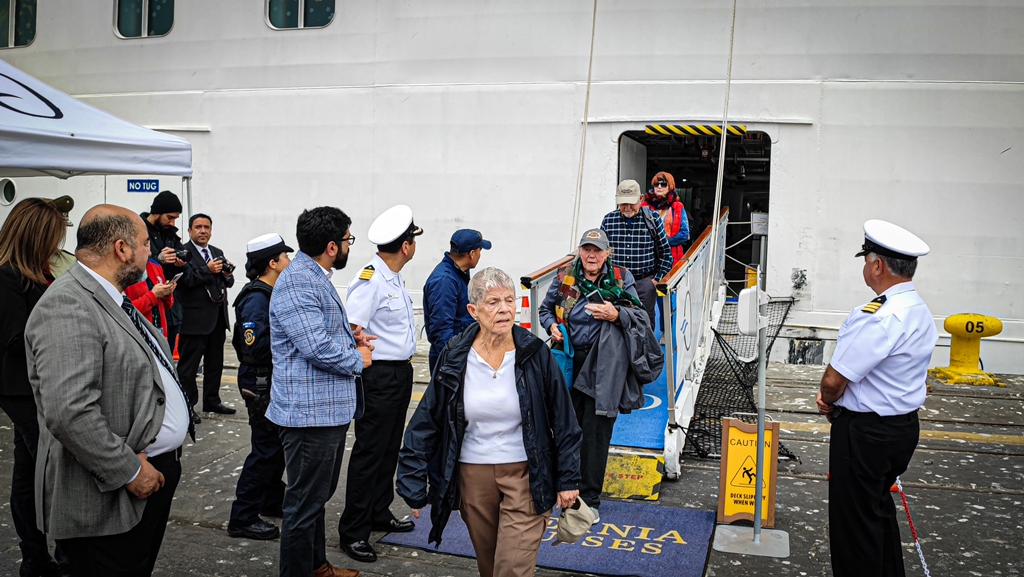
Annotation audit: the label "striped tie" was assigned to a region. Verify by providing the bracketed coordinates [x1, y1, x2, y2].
[121, 296, 197, 442]
[202, 248, 211, 262]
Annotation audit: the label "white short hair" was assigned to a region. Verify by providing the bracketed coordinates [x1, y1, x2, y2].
[468, 267, 517, 305]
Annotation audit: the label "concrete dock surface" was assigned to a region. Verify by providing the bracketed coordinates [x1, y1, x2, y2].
[1, 348, 1021, 577]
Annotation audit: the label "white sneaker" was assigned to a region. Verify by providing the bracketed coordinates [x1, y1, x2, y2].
[591, 512, 600, 526]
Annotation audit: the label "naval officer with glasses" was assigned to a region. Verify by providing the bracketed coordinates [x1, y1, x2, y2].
[338, 205, 423, 563]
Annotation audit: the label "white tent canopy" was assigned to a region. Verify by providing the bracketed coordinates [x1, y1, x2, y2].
[0, 59, 192, 178]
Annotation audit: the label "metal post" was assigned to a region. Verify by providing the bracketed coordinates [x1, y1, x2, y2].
[752, 238, 768, 541]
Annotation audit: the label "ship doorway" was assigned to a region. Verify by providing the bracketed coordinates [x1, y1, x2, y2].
[618, 126, 770, 297]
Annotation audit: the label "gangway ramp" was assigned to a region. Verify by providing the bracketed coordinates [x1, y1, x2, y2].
[521, 209, 731, 494]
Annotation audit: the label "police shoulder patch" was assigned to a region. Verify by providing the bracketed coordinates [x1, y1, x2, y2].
[359, 265, 375, 281]
[244, 328, 256, 346]
[861, 295, 887, 314]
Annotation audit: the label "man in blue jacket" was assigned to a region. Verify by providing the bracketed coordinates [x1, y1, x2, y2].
[266, 207, 370, 577]
[422, 229, 491, 370]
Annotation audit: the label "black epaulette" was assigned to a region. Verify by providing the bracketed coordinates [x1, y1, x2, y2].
[358, 264, 375, 281]
[861, 295, 887, 314]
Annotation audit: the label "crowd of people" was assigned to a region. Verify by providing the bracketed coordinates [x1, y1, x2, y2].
[0, 171, 938, 577]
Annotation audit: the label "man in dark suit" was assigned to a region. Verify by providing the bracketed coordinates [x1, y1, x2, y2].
[176, 213, 237, 417]
[26, 205, 191, 577]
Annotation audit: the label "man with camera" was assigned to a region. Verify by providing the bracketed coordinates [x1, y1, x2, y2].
[177, 213, 236, 420]
[140, 190, 188, 347]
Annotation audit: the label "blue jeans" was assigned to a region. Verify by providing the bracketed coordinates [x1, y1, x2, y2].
[278, 424, 349, 577]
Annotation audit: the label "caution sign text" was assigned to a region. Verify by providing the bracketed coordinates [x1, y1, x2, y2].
[717, 418, 780, 527]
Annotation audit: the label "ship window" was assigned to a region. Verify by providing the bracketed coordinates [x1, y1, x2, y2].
[115, 0, 173, 39]
[0, 0, 36, 49]
[267, 0, 334, 30]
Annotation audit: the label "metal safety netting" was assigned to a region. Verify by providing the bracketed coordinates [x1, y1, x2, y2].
[682, 297, 800, 461]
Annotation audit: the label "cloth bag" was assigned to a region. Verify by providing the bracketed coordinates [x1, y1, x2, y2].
[549, 324, 574, 387]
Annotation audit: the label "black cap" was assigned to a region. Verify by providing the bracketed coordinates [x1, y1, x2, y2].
[150, 190, 182, 214]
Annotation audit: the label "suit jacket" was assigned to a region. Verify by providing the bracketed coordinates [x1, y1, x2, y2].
[265, 251, 364, 428]
[25, 263, 171, 539]
[175, 241, 234, 335]
[0, 265, 47, 397]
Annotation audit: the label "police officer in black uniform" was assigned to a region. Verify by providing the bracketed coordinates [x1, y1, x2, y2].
[227, 233, 293, 541]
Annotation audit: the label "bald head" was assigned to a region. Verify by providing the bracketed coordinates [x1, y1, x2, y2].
[76, 205, 145, 258]
[75, 205, 151, 291]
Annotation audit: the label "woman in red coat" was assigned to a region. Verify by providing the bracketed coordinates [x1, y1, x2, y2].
[642, 171, 690, 265]
[125, 258, 177, 339]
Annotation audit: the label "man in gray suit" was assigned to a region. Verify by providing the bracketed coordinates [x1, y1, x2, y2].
[25, 205, 192, 577]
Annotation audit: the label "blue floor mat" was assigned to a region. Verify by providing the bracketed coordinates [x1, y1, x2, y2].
[380, 500, 715, 577]
[609, 349, 670, 451]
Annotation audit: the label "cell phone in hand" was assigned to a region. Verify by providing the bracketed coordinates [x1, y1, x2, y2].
[584, 290, 604, 315]
[170, 272, 184, 284]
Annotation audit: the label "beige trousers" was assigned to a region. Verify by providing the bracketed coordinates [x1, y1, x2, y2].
[459, 462, 552, 577]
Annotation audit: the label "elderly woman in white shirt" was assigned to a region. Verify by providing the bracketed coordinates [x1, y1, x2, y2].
[398, 267, 582, 577]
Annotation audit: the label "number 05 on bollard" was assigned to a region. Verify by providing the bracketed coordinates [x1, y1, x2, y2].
[929, 313, 1004, 386]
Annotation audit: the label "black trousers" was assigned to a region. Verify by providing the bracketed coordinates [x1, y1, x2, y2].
[570, 347, 617, 510]
[57, 450, 182, 577]
[829, 408, 919, 577]
[229, 402, 286, 526]
[338, 360, 414, 543]
[632, 273, 657, 329]
[177, 324, 226, 410]
[0, 395, 65, 571]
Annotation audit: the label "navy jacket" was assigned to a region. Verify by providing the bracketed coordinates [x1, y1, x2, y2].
[232, 280, 273, 389]
[422, 253, 473, 369]
[396, 324, 582, 546]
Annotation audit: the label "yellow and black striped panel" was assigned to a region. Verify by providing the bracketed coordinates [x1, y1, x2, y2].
[645, 124, 747, 136]
[861, 295, 887, 314]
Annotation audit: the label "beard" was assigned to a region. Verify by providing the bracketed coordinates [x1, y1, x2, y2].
[115, 262, 147, 292]
[332, 250, 349, 270]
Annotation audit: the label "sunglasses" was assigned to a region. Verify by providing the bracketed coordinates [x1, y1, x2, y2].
[654, 181, 669, 187]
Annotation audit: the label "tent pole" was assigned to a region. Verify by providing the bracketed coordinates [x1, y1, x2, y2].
[184, 177, 193, 242]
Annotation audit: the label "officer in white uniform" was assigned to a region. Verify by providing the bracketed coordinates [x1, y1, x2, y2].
[816, 219, 938, 577]
[338, 204, 422, 563]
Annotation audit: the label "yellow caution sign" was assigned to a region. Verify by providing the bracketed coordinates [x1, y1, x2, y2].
[602, 448, 665, 501]
[717, 418, 779, 527]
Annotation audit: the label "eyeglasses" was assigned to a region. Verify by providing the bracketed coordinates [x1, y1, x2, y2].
[340, 236, 356, 246]
[654, 181, 669, 188]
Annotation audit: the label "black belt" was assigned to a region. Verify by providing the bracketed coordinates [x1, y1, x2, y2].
[150, 446, 182, 464]
[633, 270, 655, 279]
[373, 358, 413, 366]
[833, 407, 918, 422]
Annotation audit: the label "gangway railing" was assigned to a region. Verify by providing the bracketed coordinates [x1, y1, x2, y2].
[519, 208, 730, 480]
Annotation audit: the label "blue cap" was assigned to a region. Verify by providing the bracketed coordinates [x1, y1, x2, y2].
[450, 229, 492, 253]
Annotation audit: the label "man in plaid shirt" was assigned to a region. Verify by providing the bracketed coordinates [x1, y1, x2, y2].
[600, 179, 672, 327]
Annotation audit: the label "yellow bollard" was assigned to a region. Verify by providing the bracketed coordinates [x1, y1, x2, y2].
[929, 313, 1004, 386]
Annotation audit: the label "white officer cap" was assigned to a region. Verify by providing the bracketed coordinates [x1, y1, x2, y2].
[367, 204, 424, 246]
[855, 219, 929, 260]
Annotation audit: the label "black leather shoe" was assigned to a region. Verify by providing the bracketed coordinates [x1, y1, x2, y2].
[227, 519, 280, 540]
[339, 540, 377, 563]
[19, 558, 62, 577]
[371, 518, 415, 533]
[204, 403, 237, 415]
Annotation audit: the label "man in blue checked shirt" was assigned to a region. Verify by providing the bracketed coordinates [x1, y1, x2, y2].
[600, 179, 672, 327]
[266, 206, 370, 577]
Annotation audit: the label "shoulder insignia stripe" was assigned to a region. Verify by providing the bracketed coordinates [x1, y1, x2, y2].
[861, 295, 887, 314]
[359, 264, 375, 281]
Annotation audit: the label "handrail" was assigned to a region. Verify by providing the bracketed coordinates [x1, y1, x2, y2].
[658, 207, 730, 292]
[520, 255, 574, 289]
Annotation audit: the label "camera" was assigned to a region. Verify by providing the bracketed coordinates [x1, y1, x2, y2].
[213, 255, 235, 274]
[174, 249, 192, 263]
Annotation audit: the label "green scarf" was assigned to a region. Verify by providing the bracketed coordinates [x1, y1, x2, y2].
[573, 259, 642, 308]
